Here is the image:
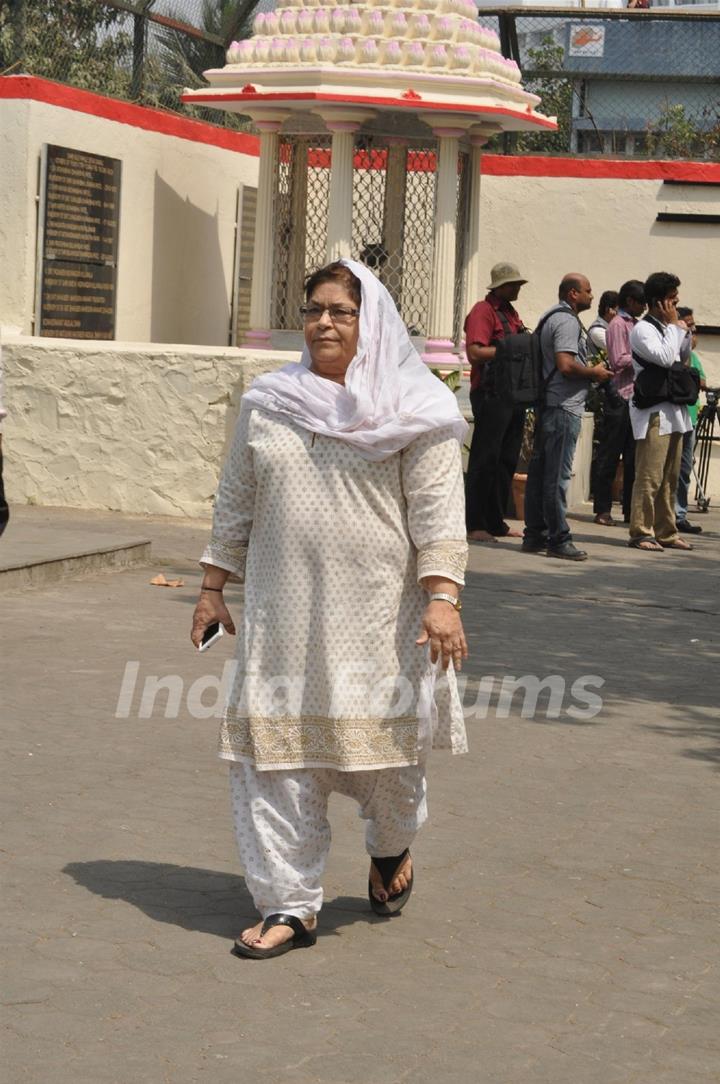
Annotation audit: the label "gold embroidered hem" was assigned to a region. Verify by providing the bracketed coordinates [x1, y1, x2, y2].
[417, 539, 468, 585]
[218, 712, 420, 771]
[201, 536, 249, 581]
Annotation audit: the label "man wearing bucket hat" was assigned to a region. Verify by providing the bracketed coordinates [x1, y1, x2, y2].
[464, 261, 529, 543]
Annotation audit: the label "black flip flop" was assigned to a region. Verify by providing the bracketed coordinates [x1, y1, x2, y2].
[368, 849, 413, 916]
[232, 913, 317, 959]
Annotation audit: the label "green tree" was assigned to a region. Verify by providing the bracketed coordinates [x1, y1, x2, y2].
[515, 36, 573, 154]
[0, 0, 132, 99]
[0, 0, 263, 122]
[145, 0, 259, 120]
[645, 102, 720, 161]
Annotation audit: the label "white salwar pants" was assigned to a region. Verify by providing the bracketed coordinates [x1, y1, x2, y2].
[229, 761, 428, 920]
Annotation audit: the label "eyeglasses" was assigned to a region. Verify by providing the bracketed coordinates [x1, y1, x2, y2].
[299, 304, 360, 325]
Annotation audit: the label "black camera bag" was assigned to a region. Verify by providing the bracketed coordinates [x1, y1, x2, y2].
[632, 316, 699, 409]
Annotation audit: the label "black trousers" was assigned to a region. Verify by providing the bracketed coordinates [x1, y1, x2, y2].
[592, 395, 635, 519]
[465, 391, 525, 534]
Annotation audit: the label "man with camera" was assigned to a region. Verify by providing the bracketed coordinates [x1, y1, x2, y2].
[628, 272, 695, 552]
[592, 280, 646, 527]
[522, 273, 613, 561]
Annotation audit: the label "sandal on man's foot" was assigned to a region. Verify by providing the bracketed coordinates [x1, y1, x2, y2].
[628, 537, 664, 552]
[660, 537, 693, 550]
[368, 849, 413, 916]
[232, 914, 317, 960]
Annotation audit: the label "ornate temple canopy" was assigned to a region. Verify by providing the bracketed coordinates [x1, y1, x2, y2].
[182, 0, 555, 361]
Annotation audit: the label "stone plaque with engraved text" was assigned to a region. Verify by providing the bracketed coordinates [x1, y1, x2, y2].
[38, 145, 121, 339]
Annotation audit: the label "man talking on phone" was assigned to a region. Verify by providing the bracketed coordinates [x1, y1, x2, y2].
[627, 272, 693, 552]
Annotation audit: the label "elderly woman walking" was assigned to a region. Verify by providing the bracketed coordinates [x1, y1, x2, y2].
[191, 260, 469, 959]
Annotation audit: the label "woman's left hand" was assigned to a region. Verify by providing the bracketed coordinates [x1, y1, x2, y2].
[416, 601, 468, 671]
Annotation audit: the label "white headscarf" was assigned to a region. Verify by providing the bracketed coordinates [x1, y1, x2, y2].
[242, 259, 467, 461]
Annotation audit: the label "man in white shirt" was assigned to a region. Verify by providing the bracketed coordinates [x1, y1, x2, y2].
[628, 272, 693, 552]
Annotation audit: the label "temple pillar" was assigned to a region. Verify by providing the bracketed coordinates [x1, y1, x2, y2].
[422, 125, 466, 366]
[326, 124, 357, 262]
[243, 115, 286, 348]
[314, 110, 375, 263]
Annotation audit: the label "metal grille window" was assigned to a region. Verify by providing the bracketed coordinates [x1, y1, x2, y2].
[397, 146, 438, 338]
[270, 135, 444, 338]
[271, 135, 332, 332]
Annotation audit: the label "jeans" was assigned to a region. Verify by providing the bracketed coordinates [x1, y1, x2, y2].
[675, 428, 695, 522]
[592, 394, 635, 520]
[465, 392, 525, 534]
[524, 407, 581, 549]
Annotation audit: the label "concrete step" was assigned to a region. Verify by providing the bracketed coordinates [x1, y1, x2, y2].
[0, 507, 151, 589]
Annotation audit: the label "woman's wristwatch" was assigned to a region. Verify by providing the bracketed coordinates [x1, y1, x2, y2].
[428, 592, 462, 612]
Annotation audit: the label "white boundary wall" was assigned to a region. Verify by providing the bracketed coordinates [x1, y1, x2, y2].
[478, 166, 720, 383]
[6, 332, 716, 520]
[0, 78, 259, 346]
[1, 78, 719, 516]
[2, 334, 292, 519]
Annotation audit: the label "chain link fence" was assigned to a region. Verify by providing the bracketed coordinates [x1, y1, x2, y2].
[480, 8, 720, 159]
[2, 3, 718, 158]
[0, 0, 270, 121]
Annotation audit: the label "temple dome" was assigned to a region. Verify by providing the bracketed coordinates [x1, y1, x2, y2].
[229, 1, 520, 86]
[183, 0, 554, 132]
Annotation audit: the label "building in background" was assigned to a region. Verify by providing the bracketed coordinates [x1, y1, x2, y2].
[477, 1, 720, 158]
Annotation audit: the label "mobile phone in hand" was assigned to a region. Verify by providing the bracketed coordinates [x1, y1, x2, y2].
[198, 622, 224, 652]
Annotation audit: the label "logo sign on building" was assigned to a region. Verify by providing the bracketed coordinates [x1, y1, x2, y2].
[568, 26, 605, 58]
[36, 145, 121, 340]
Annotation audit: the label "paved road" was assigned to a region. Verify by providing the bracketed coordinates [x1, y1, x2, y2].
[2, 507, 718, 1083]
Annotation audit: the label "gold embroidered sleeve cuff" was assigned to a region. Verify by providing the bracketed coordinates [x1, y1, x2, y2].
[200, 539, 248, 582]
[417, 540, 468, 586]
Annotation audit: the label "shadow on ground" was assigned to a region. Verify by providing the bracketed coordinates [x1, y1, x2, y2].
[461, 548, 719, 766]
[63, 860, 376, 940]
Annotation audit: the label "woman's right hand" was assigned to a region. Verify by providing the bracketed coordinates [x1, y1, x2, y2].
[190, 591, 236, 648]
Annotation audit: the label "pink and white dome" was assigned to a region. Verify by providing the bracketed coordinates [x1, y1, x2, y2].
[226, 0, 521, 86]
[183, 0, 555, 135]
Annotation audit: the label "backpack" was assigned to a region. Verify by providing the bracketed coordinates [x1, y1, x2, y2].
[486, 305, 568, 407]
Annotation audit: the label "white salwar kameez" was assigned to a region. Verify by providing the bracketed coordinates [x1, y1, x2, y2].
[202, 406, 468, 771]
[201, 259, 468, 920]
[202, 407, 467, 917]
[229, 760, 427, 919]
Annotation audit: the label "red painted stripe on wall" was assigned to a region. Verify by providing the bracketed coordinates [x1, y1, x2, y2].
[481, 154, 720, 182]
[3, 76, 719, 183]
[0, 74, 260, 155]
